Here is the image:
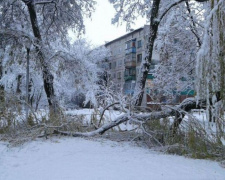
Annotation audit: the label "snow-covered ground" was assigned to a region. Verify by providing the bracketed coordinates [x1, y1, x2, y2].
[65, 108, 135, 131]
[0, 138, 225, 180]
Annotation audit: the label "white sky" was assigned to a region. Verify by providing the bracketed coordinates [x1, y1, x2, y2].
[69, 0, 147, 46]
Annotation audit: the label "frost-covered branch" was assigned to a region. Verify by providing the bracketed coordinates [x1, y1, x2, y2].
[98, 102, 120, 127]
[51, 96, 219, 137]
[53, 115, 129, 137]
[185, 1, 202, 47]
[159, 0, 186, 22]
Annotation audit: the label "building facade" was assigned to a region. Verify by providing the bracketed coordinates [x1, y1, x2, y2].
[105, 25, 159, 100]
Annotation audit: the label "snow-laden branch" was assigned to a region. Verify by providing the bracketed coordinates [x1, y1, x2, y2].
[52, 97, 216, 137]
[34, 0, 55, 5]
[98, 102, 120, 127]
[159, 0, 186, 22]
[53, 115, 129, 137]
[185, 1, 202, 47]
[159, 0, 208, 23]
[0, 29, 34, 42]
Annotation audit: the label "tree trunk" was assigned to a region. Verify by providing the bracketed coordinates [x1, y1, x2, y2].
[25, 1, 59, 113]
[0, 52, 4, 112]
[133, 0, 161, 106]
[133, 0, 209, 106]
[16, 74, 22, 94]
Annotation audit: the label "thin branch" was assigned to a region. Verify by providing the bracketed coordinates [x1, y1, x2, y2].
[159, 0, 186, 23]
[185, 1, 202, 47]
[98, 102, 120, 127]
[34, 1, 55, 5]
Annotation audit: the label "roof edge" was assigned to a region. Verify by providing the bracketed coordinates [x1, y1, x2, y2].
[105, 26, 145, 46]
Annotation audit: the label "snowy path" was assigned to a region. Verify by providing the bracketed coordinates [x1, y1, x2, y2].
[0, 138, 224, 180]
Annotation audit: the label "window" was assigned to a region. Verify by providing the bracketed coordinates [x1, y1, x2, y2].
[126, 39, 136, 49]
[137, 54, 142, 63]
[125, 68, 136, 76]
[137, 40, 142, 48]
[117, 72, 121, 79]
[130, 68, 136, 76]
[125, 41, 131, 49]
[109, 63, 112, 69]
[113, 73, 116, 78]
[125, 69, 129, 76]
[118, 60, 122, 66]
[111, 61, 116, 69]
[124, 82, 131, 90]
[136, 68, 140, 75]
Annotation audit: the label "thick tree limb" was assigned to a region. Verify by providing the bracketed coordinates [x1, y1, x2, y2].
[51, 97, 215, 138]
[98, 102, 120, 127]
[53, 115, 129, 137]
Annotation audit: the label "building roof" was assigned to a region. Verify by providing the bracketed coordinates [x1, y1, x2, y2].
[105, 27, 144, 46]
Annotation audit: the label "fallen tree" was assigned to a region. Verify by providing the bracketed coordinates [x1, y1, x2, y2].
[52, 97, 214, 137]
[1, 95, 224, 160]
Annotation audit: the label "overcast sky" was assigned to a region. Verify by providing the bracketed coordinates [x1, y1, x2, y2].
[70, 0, 147, 46]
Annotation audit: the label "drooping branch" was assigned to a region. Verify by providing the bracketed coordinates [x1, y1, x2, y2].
[0, 29, 34, 44]
[185, 1, 202, 47]
[159, 0, 186, 23]
[160, 0, 209, 22]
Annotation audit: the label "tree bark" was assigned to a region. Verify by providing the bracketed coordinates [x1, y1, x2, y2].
[133, 0, 209, 106]
[52, 97, 214, 138]
[133, 0, 161, 106]
[25, 1, 59, 112]
[53, 115, 129, 137]
[0, 50, 4, 112]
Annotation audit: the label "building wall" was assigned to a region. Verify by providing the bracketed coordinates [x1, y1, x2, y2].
[104, 25, 193, 106]
[105, 25, 156, 96]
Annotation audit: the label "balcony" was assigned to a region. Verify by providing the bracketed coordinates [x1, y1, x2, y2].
[124, 81, 136, 95]
[124, 67, 136, 81]
[124, 75, 136, 81]
[125, 53, 136, 67]
[125, 47, 136, 54]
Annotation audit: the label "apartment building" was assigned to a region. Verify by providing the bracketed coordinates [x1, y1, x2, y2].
[105, 25, 159, 101]
[103, 25, 195, 106]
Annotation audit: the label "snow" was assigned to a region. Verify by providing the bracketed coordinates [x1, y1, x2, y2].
[0, 138, 225, 180]
[65, 109, 135, 131]
[65, 108, 123, 120]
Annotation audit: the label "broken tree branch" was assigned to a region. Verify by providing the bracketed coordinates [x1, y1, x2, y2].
[52, 97, 213, 138]
[98, 102, 120, 127]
